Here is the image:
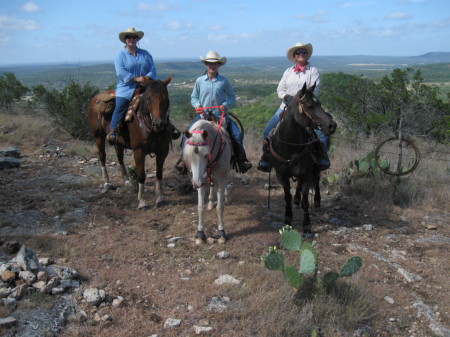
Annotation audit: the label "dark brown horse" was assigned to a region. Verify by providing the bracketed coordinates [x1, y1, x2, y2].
[88, 76, 173, 209]
[269, 83, 336, 236]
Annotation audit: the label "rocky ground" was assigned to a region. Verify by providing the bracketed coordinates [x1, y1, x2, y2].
[0, 143, 449, 337]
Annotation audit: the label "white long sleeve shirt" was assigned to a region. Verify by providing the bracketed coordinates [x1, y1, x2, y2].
[276, 63, 320, 110]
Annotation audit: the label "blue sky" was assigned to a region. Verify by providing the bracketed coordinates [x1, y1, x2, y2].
[0, 0, 449, 65]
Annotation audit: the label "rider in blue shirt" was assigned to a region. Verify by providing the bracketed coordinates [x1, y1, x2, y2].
[176, 51, 252, 174]
[108, 27, 179, 145]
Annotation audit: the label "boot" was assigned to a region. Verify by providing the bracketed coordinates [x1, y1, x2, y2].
[237, 153, 252, 174]
[232, 141, 252, 174]
[257, 140, 271, 172]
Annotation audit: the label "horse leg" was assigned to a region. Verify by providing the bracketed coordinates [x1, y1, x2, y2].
[313, 169, 321, 208]
[216, 181, 227, 244]
[115, 146, 131, 186]
[294, 181, 301, 209]
[301, 182, 312, 237]
[279, 177, 293, 225]
[195, 185, 207, 244]
[133, 149, 149, 210]
[225, 183, 231, 204]
[95, 135, 112, 189]
[207, 186, 215, 211]
[154, 154, 166, 207]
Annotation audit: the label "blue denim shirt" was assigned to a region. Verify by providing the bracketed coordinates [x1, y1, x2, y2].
[114, 48, 157, 100]
[191, 74, 236, 115]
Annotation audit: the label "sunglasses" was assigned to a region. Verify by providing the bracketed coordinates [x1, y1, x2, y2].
[294, 49, 308, 56]
[125, 35, 138, 40]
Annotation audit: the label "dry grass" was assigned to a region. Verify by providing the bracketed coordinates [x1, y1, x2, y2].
[2, 110, 449, 336]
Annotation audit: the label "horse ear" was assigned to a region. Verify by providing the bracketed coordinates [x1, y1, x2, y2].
[202, 130, 208, 139]
[300, 82, 307, 95]
[184, 130, 191, 139]
[164, 75, 173, 86]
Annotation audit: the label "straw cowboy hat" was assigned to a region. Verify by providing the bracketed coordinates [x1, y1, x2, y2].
[286, 42, 313, 63]
[118, 27, 144, 43]
[200, 51, 227, 66]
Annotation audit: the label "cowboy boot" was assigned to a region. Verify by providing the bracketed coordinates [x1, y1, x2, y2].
[232, 141, 252, 174]
[257, 139, 271, 172]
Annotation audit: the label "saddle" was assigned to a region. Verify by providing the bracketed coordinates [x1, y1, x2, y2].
[93, 87, 144, 122]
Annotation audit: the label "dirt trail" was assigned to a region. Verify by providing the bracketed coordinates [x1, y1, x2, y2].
[1, 145, 449, 336]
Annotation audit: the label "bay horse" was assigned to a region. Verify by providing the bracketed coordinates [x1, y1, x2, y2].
[183, 119, 232, 244]
[88, 76, 173, 209]
[269, 83, 336, 236]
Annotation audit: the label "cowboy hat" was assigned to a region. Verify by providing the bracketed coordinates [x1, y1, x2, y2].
[286, 42, 313, 63]
[200, 51, 227, 66]
[118, 27, 144, 43]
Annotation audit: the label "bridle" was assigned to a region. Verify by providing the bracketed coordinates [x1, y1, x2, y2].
[269, 92, 320, 165]
[186, 128, 226, 186]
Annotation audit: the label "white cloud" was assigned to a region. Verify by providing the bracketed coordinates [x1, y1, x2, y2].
[0, 15, 40, 30]
[166, 20, 195, 31]
[20, 1, 41, 13]
[207, 33, 229, 43]
[386, 12, 412, 20]
[136, 1, 179, 12]
[208, 24, 224, 31]
[295, 10, 329, 23]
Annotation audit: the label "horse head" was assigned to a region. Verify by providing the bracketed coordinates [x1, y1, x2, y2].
[291, 83, 337, 137]
[184, 128, 210, 189]
[138, 75, 173, 133]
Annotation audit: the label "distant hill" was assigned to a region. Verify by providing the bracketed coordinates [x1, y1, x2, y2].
[1, 53, 449, 90]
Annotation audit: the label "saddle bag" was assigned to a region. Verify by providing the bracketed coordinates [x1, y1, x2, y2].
[93, 93, 115, 117]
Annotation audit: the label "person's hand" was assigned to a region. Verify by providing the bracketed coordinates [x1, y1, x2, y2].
[134, 76, 152, 84]
[219, 105, 226, 113]
[283, 94, 293, 105]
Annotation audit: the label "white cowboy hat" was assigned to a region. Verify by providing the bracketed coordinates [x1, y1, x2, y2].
[200, 51, 227, 66]
[118, 27, 144, 43]
[286, 42, 313, 63]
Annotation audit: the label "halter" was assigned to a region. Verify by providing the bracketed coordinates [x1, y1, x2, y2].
[186, 128, 226, 186]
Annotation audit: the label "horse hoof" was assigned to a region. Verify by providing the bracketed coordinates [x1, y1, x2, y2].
[304, 232, 314, 240]
[207, 202, 215, 211]
[103, 183, 113, 190]
[217, 236, 227, 244]
[195, 238, 206, 245]
[155, 196, 166, 207]
[138, 201, 149, 210]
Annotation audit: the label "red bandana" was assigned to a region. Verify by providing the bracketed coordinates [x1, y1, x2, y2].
[294, 62, 308, 73]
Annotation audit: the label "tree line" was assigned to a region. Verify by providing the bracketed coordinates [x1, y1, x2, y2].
[0, 68, 449, 143]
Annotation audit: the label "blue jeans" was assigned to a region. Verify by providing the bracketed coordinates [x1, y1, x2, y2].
[181, 114, 245, 155]
[110, 97, 130, 135]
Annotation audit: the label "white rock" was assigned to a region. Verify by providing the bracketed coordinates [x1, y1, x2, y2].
[213, 275, 241, 286]
[384, 296, 395, 304]
[164, 318, 181, 328]
[194, 325, 213, 334]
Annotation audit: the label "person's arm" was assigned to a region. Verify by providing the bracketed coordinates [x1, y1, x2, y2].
[143, 51, 157, 80]
[276, 68, 290, 100]
[114, 51, 134, 84]
[222, 78, 236, 110]
[310, 67, 321, 96]
[191, 78, 202, 109]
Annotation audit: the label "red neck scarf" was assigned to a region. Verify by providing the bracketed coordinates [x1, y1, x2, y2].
[294, 62, 308, 73]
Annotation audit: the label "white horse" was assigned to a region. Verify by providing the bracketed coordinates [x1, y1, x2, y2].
[183, 119, 232, 244]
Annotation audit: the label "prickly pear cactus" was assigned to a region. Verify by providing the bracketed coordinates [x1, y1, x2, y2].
[262, 226, 363, 294]
[339, 256, 362, 277]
